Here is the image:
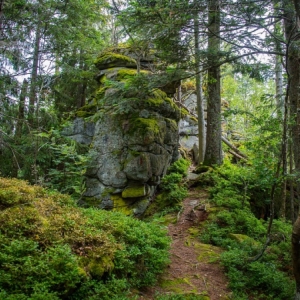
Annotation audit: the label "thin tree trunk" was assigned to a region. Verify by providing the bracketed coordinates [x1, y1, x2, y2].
[290, 139, 295, 223]
[273, 0, 284, 116]
[15, 79, 28, 140]
[204, 0, 222, 166]
[284, 3, 300, 215]
[28, 21, 41, 123]
[0, 0, 4, 34]
[194, 9, 206, 164]
[275, 55, 284, 115]
[279, 79, 289, 219]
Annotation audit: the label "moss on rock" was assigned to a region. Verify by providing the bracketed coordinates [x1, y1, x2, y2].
[95, 51, 137, 70]
[111, 194, 132, 216]
[122, 184, 148, 198]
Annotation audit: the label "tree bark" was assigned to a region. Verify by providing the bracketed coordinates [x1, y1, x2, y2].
[15, 79, 28, 139]
[284, 0, 300, 210]
[204, 0, 222, 166]
[275, 54, 284, 115]
[293, 216, 300, 299]
[28, 21, 41, 123]
[284, 0, 300, 297]
[194, 7, 206, 164]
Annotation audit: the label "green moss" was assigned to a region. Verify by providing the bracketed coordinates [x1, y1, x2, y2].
[116, 68, 137, 80]
[228, 233, 260, 246]
[75, 110, 94, 118]
[166, 118, 178, 131]
[95, 86, 107, 98]
[195, 165, 213, 174]
[116, 68, 148, 81]
[159, 277, 210, 299]
[122, 185, 147, 198]
[151, 89, 168, 99]
[188, 227, 201, 237]
[80, 256, 114, 279]
[160, 277, 194, 292]
[111, 194, 132, 216]
[0, 177, 171, 298]
[75, 101, 98, 118]
[194, 242, 222, 263]
[180, 107, 189, 117]
[95, 52, 136, 70]
[146, 97, 164, 107]
[129, 117, 160, 135]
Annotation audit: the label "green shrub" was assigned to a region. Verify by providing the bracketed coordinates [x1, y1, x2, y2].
[199, 160, 294, 299]
[167, 158, 190, 176]
[0, 177, 170, 299]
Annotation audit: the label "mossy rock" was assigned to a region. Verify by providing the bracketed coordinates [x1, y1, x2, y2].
[95, 51, 137, 70]
[122, 184, 149, 198]
[111, 194, 133, 216]
[75, 100, 98, 118]
[128, 117, 165, 145]
[194, 165, 213, 174]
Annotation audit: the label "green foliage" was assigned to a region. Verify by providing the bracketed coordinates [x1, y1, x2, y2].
[160, 158, 189, 207]
[144, 159, 189, 217]
[83, 209, 170, 288]
[199, 161, 294, 299]
[0, 177, 170, 299]
[0, 128, 88, 198]
[41, 129, 88, 197]
[167, 157, 190, 176]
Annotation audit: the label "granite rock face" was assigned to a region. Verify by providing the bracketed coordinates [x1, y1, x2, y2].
[66, 49, 181, 216]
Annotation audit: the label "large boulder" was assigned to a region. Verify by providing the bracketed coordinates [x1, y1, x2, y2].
[67, 50, 181, 216]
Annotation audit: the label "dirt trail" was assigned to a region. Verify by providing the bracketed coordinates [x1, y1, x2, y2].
[138, 187, 231, 299]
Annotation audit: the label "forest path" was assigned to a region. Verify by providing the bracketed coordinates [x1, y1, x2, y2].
[138, 186, 231, 300]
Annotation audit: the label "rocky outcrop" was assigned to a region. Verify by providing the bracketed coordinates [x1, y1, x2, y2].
[65, 49, 181, 216]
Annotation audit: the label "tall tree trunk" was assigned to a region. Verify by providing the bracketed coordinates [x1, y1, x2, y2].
[28, 21, 41, 123]
[294, 0, 300, 20]
[204, 0, 222, 166]
[293, 217, 300, 300]
[290, 138, 295, 222]
[275, 55, 284, 114]
[194, 8, 206, 164]
[273, 1, 284, 116]
[284, 2, 300, 195]
[284, 1, 300, 298]
[0, 0, 4, 34]
[15, 79, 28, 139]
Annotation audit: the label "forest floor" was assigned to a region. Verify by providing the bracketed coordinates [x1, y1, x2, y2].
[137, 186, 232, 300]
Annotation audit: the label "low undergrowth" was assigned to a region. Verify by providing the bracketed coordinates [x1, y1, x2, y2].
[0, 177, 170, 299]
[144, 158, 190, 218]
[198, 160, 294, 300]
